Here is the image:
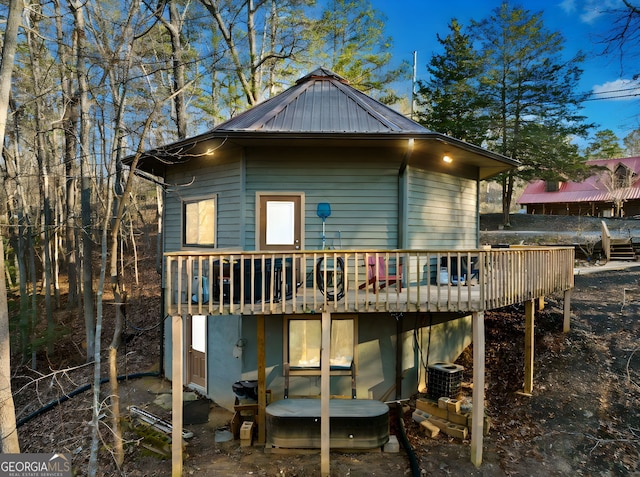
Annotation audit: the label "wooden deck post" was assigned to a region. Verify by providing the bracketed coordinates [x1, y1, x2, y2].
[395, 315, 402, 400]
[470, 311, 485, 467]
[171, 315, 183, 477]
[563, 289, 572, 333]
[321, 311, 331, 476]
[257, 314, 266, 444]
[524, 300, 535, 395]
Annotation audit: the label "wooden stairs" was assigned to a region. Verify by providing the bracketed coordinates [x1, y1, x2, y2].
[609, 241, 636, 261]
[602, 221, 637, 261]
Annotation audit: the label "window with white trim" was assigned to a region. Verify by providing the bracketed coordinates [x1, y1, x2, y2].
[183, 197, 216, 247]
[285, 315, 356, 374]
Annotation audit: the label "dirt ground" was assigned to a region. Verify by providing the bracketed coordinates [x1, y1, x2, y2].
[12, 262, 640, 476]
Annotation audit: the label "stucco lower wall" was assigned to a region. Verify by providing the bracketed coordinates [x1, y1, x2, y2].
[207, 315, 243, 410]
[188, 313, 472, 411]
[404, 315, 473, 394]
[163, 314, 243, 411]
[164, 312, 473, 412]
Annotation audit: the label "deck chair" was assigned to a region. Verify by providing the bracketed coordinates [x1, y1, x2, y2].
[358, 255, 402, 293]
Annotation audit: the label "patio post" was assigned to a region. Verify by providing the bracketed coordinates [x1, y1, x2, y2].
[470, 311, 485, 467]
[257, 314, 266, 444]
[524, 300, 535, 395]
[171, 314, 183, 477]
[563, 289, 572, 332]
[321, 311, 331, 476]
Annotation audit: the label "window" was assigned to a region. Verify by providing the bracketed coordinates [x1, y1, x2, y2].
[183, 197, 216, 247]
[285, 316, 356, 374]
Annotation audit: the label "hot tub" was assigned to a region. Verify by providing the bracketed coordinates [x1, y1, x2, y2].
[266, 398, 389, 449]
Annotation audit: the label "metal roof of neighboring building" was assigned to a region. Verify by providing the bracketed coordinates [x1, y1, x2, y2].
[215, 67, 428, 134]
[518, 157, 640, 205]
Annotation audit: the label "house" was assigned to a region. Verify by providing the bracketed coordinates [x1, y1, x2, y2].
[128, 68, 574, 470]
[518, 156, 640, 217]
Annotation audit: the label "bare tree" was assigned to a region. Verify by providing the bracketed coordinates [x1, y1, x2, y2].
[199, 0, 309, 106]
[601, 163, 637, 217]
[0, 0, 24, 454]
[54, 0, 80, 309]
[150, 0, 191, 139]
[600, 0, 640, 74]
[24, 2, 56, 353]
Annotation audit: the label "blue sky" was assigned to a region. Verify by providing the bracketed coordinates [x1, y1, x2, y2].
[371, 0, 640, 146]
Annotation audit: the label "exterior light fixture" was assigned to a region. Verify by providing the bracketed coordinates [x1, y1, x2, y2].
[443, 155, 453, 163]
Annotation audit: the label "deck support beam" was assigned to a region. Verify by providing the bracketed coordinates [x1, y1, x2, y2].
[171, 315, 183, 477]
[524, 300, 535, 395]
[257, 314, 266, 444]
[563, 289, 572, 333]
[470, 311, 485, 467]
[321, 311, 331, 476]
[396, 314, 402, 400]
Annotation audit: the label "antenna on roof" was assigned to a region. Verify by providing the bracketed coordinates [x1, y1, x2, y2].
[411, 51, 417, 120]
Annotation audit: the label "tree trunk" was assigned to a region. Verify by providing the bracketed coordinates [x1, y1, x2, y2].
[0, 0, 24, 454]
[71, 0, 95, 363]
[25, 9, 55, 354]
[81, 176, 95, 361]
[201, 0, 258, 105]
[88, 197, 110, 477]
[169, 0, 187, 139]
[55, 0, 79, 308]
[106, 109, 157, 468]
[0, 238, 20, 453]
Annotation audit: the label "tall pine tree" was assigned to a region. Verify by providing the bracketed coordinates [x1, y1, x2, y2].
[584, 129, 624, 159]
[472, 3, 592, 225]
[416, 19, 488, 145]
[305, 0, 409, 102]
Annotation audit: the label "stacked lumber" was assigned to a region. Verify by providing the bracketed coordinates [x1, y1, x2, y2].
[412, 397, 490, 440]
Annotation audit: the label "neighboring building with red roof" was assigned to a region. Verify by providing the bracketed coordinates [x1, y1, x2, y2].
[517, 156, 640, 217]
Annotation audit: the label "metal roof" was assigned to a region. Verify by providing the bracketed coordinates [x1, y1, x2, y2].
[518, 157, 640, 204]
[128, 68, 519, 179]
[215, 67, 428, 134]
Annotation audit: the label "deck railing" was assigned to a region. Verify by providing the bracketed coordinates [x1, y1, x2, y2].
[164, 247, 575, 316]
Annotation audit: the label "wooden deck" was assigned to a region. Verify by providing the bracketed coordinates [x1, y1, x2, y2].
[165, 247, 575, 316]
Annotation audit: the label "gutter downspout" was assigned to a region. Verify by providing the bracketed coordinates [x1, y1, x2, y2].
[476, 171, 481, 248]
[395, 139, 413, 404]
[398, 138, 414, 250]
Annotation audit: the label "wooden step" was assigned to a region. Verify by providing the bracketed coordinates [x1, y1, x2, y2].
[610, 243, 636, 261]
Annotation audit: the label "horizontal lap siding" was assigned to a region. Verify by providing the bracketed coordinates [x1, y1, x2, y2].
[245, 147, 401, 250]
[164, 152, 243, 252]
[407, 167, 478, 249]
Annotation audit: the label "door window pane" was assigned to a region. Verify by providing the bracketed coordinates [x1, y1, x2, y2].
[266, 201, 294, 245]
[191, 315, 206, 353]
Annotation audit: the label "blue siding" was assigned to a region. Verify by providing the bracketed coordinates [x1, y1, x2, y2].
[163, 151, 243, 252]
[244, 147, 401, 250]
[406, 166, 478, 249]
